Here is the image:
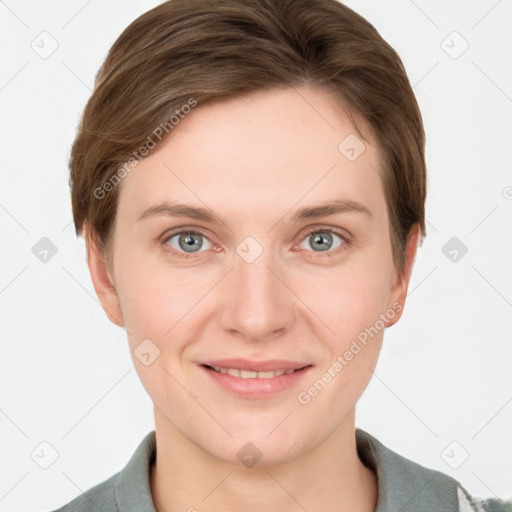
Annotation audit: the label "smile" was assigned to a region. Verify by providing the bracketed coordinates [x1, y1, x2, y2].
[200, 363, 313, 398]
[205, 365, 299, 379]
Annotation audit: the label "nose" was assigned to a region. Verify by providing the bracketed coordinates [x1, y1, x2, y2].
[218, 240, 295, 343]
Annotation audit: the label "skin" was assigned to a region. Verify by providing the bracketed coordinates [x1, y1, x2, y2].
[86, 86, 420, 512]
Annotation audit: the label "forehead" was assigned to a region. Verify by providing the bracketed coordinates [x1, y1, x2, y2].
[117, 86, 385, 226]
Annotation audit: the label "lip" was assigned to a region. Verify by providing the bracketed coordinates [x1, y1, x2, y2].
[199, 360, 313, 399]
[200, 358, 310, 372]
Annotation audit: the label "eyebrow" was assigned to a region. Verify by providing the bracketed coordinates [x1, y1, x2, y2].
[136, 199, 372, 224]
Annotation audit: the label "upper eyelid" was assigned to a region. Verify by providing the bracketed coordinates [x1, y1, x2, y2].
[301, 226, 348, 238]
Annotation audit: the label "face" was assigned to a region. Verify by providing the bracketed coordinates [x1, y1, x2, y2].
[89, 86, 417, 466]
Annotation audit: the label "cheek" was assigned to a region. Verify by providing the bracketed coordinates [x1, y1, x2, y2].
[291, 260, 393, 341]
[116, 263, 197, 402]
[292, 266, 390, 417]
[115, 250, 201, 331]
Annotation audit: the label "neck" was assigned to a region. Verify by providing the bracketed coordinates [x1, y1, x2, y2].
[150, 407, 377, 512]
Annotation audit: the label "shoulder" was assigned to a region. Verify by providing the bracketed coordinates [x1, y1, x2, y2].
[355, 428, 511, 512]
[50, 430, 157, 512]
[50, 473, 118, 512]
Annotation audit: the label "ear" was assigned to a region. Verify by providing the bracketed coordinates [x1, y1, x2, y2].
[84, 222, 125, 328]
[385, 223, 421, 327]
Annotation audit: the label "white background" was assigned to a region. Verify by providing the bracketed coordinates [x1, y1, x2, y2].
[0, 1, 511, 510]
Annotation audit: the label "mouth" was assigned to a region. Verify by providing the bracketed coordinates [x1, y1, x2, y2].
[199, 361, 314, 398]
[202, 364, 312, 379]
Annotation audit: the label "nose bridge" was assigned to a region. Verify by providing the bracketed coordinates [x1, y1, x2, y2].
[220, 235, 292, 339]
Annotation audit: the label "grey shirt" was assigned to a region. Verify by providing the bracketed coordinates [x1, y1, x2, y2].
[51, 428, 498, 512]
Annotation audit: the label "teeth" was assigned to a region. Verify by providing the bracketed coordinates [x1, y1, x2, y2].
[211, 366, 298, 379]
[240, 369, 257, 378]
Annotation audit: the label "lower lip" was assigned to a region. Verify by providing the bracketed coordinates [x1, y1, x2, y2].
[200, 365, 313, 399]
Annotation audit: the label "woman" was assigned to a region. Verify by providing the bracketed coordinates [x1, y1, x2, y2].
[53, 0, 503, 510]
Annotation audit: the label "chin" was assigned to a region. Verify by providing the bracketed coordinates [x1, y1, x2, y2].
[204, 423, 313, 468]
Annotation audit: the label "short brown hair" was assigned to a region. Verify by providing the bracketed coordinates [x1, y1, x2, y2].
[70, 0, 426, 273]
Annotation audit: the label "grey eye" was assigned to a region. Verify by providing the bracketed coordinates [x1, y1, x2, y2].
[167, 232, 213, 253]
[299, 231, 344, 252]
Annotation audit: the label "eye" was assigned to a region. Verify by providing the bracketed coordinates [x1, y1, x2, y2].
[163, 230, 213, 258]
[297, 228, 347, 255]
[161, 227, 349, 260]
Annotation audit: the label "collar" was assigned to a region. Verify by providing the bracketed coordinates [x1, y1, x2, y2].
[114, 428, 465, 511]
[355, 429, 461, 511]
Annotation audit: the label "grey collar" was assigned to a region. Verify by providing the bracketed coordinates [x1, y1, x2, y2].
[113, 428, 466, 511]
[355, 428, 461, 511]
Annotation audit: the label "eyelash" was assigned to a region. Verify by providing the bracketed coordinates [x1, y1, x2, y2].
[161, 226, 350, 260]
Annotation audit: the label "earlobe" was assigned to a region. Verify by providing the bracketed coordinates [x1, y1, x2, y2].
[84, 222, 125, 328]
[386, 224, 421, 327]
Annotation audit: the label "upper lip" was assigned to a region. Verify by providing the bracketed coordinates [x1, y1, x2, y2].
[200, 359, 312, 372]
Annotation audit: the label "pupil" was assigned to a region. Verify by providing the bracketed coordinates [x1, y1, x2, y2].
[180, 232, 201, 252]
[312, 232, 331, 251]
